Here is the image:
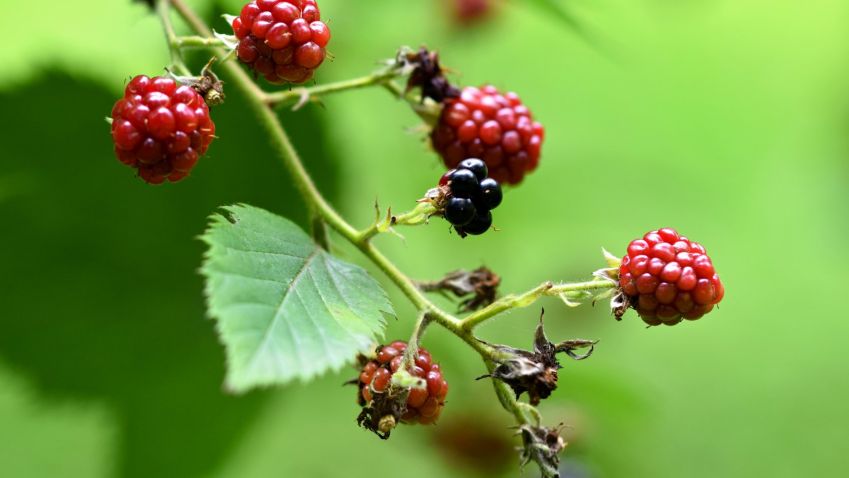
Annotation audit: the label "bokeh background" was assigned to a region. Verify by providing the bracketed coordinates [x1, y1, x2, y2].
[1, 0, 848, 476]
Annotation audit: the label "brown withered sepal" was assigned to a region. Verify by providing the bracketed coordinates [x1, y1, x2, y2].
[518, 424, 567, 478]
[188, 58, 226, 106]
[404, 47, 461, 103]
[481, 310, 596, 405]
[417, 267, 500, 312]
[356, 389, 407, 440]
[351, 354, 409, 440]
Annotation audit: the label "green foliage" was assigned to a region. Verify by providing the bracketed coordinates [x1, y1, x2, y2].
[202, 204, 394, 392]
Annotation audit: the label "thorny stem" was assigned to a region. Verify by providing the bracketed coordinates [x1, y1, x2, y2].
[163, 1, 607, 470]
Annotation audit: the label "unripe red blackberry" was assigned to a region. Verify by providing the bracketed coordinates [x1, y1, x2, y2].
[431, 85, 544, 185]
[619, 228, 725, 326]
[449, 0, 493, 24]
[232, 0, 331, 84]
[110, 75, 216, 184]
[358, 341, 449, 426]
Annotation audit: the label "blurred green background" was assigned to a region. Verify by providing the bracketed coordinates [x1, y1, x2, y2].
[1, 0, 848, 476]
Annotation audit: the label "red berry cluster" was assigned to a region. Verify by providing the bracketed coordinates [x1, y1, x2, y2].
[431, 85, 544, 185]
[359, 342, 449, 425]
[619, 228, 725, 326]
[232, 0, 331, 84]
[110, 75, 215, 184]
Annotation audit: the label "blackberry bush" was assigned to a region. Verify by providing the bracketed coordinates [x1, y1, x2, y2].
[110, 4, 727, 477]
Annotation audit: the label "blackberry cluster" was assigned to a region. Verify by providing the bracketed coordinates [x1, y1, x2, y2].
[358, 341, 449, 426]
[232, 0, 331, 84]
[440, 158, 503, 237]
[110, 75, 216, 184]
[431, 85, 544, 185]
[619, 228, 725, 326]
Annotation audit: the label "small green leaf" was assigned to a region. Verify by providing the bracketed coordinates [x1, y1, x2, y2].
[201, 204, 394, 393]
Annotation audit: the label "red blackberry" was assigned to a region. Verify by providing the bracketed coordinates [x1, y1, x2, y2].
[439, 158, 503, 237]
[619, 228, 725, 326]
[431, 85, 544, 185]
[358, 341, 449, 426]
[110, 75, 216, 184]
[449, 0, 493, 24]
[231, 0, 331, 84]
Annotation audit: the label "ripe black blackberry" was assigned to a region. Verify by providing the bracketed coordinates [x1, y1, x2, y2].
[439, 158, 502, 237]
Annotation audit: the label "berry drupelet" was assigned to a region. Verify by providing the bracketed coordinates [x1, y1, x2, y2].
[431, 85, 544, 185]
[110, 75, 216, 184]
[232, 0, 331, 84]
[619, 228, 725, 326]
[440, 158, 503, 237]
[358, 341, 449, 426]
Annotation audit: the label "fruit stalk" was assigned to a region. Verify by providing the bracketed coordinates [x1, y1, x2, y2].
[461, 280, 617, 330]
[265, 67, 406, 109]
[174, 35, 227, 49]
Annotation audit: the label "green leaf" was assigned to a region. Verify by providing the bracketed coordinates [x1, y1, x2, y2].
[201, 204, 393, 393]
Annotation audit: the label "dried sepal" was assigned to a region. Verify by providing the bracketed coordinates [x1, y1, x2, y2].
[518, 424, 567, 478]
[401, 47, 461, 103]
[356, 391, 406, 440]
[481, 310, 597, 405]
[354, 357, 412, 440]
[611, 289, 630, 321]
[418, 267, 501, 311]
[168, 58, 226, 106]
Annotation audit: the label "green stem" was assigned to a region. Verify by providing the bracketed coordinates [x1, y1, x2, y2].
[486, 360, 537, 425]
[381, 81, 441, 125]
[175, 35, 226, 49]
[460, 280, 616, 330]
[401, 312, 431, 369]
[266, 69, 404, 109]
[156, 0, 191, 76]
[356, 201, 437, 242]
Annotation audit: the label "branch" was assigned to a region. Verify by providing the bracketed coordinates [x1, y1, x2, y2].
[156, 0, 190, 75]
